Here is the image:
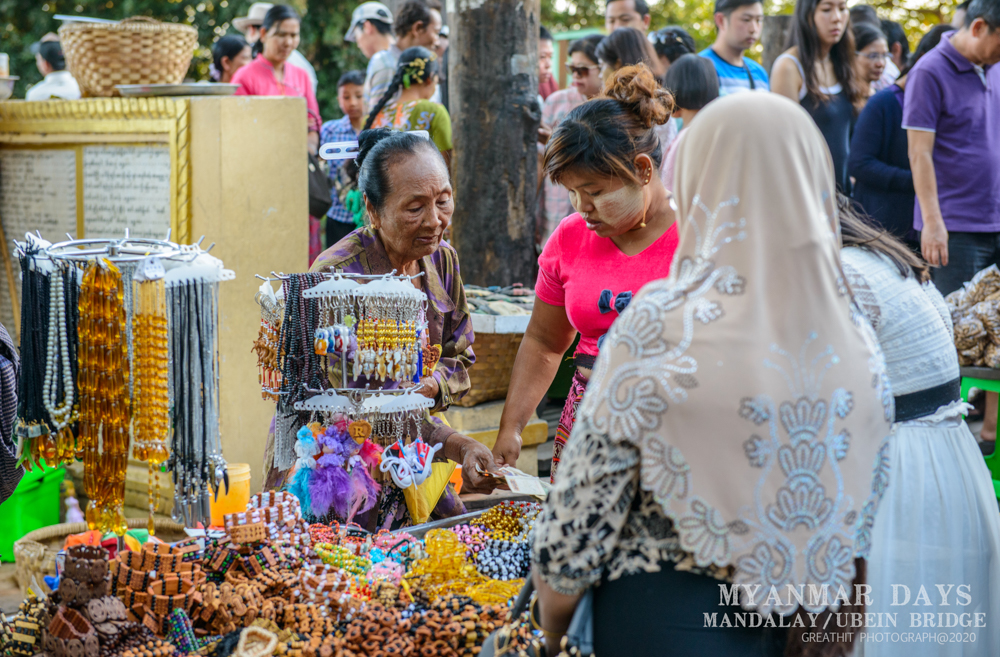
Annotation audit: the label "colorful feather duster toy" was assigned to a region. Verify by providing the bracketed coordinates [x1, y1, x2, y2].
[305, 421, 383, 520]
[287, 426, 320, 517]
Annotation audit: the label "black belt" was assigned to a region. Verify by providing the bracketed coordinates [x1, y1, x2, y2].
[893, 377, 961, 423]
[574, 354, 597, 370]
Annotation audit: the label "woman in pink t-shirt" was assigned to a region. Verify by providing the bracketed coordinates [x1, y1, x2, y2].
[494, 64, 681, 480]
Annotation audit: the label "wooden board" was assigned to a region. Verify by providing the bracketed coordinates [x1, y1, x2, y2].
[0, 145, 173, 332]
[82, 146, 172, 239]
[0, 149, 77, 331]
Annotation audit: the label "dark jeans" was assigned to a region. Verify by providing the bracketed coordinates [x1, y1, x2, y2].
[593, 564, 787, 656]
[928, 231, 1000, 297]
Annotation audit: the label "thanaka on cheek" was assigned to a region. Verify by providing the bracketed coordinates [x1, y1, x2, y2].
[593, 184, 644, 230]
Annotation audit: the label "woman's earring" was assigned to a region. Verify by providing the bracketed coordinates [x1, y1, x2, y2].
[639, 185, 648, 229]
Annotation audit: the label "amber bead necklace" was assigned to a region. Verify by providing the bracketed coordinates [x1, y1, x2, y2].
[77, 259, 131, 536]
[132, 276, 170, 534]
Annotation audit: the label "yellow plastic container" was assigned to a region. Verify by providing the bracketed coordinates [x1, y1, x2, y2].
[209, 463, 251, 527]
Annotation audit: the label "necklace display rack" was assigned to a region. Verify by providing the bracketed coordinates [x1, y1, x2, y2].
[256, 270, 442, 520]
[12, 230, 234, 535]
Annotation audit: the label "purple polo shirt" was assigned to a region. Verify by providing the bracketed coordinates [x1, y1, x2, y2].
[902, 32, 1000, 232]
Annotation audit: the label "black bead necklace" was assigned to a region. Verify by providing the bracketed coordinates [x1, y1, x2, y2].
[15, 246, 52, 441]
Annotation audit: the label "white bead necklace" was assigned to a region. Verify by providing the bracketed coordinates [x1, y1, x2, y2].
[43, 267, 75, 430]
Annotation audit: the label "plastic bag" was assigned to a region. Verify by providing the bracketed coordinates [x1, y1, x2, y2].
[954, 316, 987, 350]
[984, 342, 1000, 369]
[959, 343, 984, 367]
[965, 265, 1000, 304]
[972, 300, 1000, 345]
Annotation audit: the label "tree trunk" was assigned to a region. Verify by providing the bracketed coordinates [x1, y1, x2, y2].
[762, 15, 794, 78]
[381, 0, 409, 19]
[448, 0, 540, 287]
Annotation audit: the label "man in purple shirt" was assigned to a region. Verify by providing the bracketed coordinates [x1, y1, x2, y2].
[903, 0, 1000, 296]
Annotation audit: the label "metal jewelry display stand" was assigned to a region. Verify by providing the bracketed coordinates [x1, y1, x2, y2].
[14, 229, 234, 533]
[258, 269, 440, 494]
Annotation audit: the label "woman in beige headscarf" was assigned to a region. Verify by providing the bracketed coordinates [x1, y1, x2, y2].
[529, 92, 894, 656]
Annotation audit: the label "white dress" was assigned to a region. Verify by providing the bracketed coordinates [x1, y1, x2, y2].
[843, 247, 1000, 657]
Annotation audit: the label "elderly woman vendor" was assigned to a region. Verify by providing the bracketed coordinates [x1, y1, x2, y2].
[303, 128, 495, 526]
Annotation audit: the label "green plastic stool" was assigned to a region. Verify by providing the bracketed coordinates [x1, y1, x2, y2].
[959, 366, 1000, 500]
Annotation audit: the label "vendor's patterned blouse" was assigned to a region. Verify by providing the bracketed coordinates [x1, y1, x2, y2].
[309, 227, 475, 418]
[533, 418, 732, 595]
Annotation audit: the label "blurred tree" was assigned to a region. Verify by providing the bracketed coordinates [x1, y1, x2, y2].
[0, 0, 367, 121]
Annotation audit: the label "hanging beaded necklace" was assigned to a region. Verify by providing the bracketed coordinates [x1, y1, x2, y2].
[15, 247, 51, 460]
[167, 278, 226, 528]
[132, 275, 170, 534]
[253, 286, 284, 401]
[42, 263, 77, 437]
[77, 259, 131, 535]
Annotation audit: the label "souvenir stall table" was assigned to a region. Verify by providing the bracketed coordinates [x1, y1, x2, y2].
[1, 491, 543, 657]
[0, 251, 546, 657]
[1, 239, 546, 657]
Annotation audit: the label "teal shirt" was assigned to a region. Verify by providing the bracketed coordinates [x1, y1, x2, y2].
[700, 48, 770, 96]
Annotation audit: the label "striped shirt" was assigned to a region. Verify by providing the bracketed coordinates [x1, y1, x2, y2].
[700, 48, 770, 96]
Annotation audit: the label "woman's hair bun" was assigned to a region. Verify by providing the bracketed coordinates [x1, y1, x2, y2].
[356, 128, 396, 170]
[601, 63, 673, 129]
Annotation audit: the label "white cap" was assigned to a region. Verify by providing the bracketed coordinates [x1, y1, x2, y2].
[345, 2, 394, 42]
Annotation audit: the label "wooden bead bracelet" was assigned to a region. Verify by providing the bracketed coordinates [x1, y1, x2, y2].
[45, 607, 100, 657]
[115, 563, 154, 592]
[146, 577, 196, 616]
[65, 545, 110, 584]
[58, 573, 110, 607]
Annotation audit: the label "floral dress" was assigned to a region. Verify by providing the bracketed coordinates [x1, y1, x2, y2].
[370, 99, 453, 154]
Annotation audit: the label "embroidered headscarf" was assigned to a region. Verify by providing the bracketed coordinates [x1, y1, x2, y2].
[578, 92, 894, 615]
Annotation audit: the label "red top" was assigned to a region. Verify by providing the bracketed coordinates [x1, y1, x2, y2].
[538, 76, 559, 100]
[535, 213, 680, 357]
[233, 55, 321, 132]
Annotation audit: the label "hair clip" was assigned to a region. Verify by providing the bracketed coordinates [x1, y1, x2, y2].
[320, 131, 431, 162]
[320, 140, 361, 161]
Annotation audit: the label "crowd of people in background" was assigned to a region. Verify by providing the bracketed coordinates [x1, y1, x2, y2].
[22, 0, 998, 277]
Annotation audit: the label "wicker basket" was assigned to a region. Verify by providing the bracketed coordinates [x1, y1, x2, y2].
[455, 332, 523, 407]
[12, 518, 186, 598]
[58, 17, 198, 97]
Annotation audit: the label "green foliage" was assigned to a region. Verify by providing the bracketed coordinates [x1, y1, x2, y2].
[0, 0, 367, 121]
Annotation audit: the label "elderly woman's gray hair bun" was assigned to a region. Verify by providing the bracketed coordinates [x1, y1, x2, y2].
[356, 128, 442, 214]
